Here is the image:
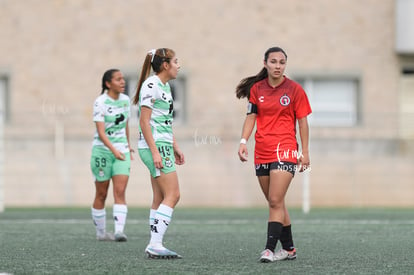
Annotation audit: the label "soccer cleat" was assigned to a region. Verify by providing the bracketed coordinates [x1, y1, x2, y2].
[114, 232, 127, 242]
[273, 248, 297, 261]
[145, 245, 182, 259]
[259, 249, 274, 263]
[96, 232, 115, 241]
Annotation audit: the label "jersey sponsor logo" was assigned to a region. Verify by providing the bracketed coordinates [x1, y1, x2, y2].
[169, 100, 173, 114]
[139, 132, 144, 140]
[115, 114, 125, 125]
[107, 107, 112, 113]
[259, 96, 265, 103]
[147, 82, 154, 89]
[280, 94, 291, 106]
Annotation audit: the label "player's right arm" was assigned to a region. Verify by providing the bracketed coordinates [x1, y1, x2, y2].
[238, 113, 256, 162]
[139, 79, 164, 169]
[238, 85, 258, 162]
[139, 106, 163, 169]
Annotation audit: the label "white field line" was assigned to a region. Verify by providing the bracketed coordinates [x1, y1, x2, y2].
[1, 219, 414, 225]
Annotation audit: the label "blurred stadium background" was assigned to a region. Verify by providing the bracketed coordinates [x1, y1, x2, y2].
[0, 0, 413, 210]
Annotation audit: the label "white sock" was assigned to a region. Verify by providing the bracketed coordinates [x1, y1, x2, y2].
[91, 207, 106, 237]
[150, 204, 173, 246]
[113, 204, 128, 233]
[149, 208, 157, 230]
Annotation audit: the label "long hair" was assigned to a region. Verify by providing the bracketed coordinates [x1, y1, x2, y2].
[132, 48, 175, 105]
[235, 47, 287, 99]
[101, 69, 120, 94]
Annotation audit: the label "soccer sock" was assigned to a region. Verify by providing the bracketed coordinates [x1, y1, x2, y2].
[280, 224, 295, 251]
[91, 207, 106, 237]
[150, 204, 173, 246]
[149, 208, 157, 231]
[265, 221, 283, 252]
[113, 204, 128, 233]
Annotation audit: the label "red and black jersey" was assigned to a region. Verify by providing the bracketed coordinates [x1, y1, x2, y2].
[249, 76, 312, 164]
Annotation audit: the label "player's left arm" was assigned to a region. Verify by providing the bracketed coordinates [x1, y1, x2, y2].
[173, 136, 185, 165]
[298, 117, 310, 172]
[126, 120, 134, 160]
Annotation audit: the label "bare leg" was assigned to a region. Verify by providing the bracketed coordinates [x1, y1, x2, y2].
[112, 175, 129, 204]
[93, 180, 110, 209]
[154, 171, 180, 208]
[267, 170, 293, 222]
[151, 175, 163, 210]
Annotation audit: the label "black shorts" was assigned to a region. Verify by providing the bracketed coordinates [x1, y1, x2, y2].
[255, 161, 296, 177]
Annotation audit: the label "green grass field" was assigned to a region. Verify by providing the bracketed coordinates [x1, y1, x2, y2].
[0, 207, 413, 274]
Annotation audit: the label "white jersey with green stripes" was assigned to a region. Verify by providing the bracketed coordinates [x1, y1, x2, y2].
[138, 75, 174, 148]
[92, 92, 131, 153]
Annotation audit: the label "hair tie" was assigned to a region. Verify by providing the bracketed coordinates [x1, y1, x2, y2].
[148, 49, 156, 63]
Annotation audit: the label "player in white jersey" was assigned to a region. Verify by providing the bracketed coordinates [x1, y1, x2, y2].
[133, 48, 185, 259]
[90, 69, 133, 242]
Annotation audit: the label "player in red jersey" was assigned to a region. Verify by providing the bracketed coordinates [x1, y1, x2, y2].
[236, 47, 312, 263]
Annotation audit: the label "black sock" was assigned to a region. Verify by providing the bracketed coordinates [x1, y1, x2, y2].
[280, 224, 295, 251]
[265, 222, 283, 252]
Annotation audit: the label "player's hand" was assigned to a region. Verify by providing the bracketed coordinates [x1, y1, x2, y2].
[298, 152, 310, 172]
[114, 150, 126, 161]
[238, 144, 248, 162]
[152, 151, 164, 169]
[129, 149, 135, 161]
[174, 148, 185, 165]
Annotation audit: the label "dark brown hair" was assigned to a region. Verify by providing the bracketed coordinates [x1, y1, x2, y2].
[235, 47, 287, 99]
[101, 69, 120, 94]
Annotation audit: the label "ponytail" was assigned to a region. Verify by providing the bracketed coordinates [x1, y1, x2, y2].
[132, 48, 175, 105]
[235, 46, 288, 100]
[235, 68, 267, 99]
[132, 53, 152, 105]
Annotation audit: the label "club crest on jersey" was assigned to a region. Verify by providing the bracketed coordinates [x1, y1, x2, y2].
[280, 94, 291, 106]
[165, 157, 173, 168]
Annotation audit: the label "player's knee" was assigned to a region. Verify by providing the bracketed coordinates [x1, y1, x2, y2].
[96, 191, 108, 202]
[175, 192, 180, 204]
[165, 191, 180, 206]
[268, 197, 283, 210]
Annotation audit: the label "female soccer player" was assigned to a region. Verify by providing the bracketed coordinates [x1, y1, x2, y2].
[133, 48, 185, 259]
[90, 69, 133, 242]
[236, 47, 312, 262]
